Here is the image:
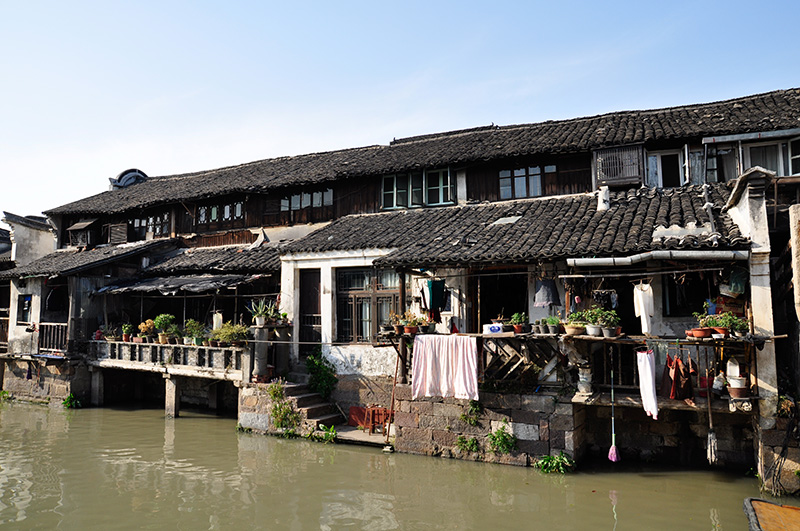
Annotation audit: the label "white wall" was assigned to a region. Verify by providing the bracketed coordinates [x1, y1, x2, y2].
[8, 223, 54, 267]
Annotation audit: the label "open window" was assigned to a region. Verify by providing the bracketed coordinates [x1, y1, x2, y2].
[646, 151, 684, 188]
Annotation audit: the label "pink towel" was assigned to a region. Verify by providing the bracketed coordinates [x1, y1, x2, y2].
[412, 335, 478, 400]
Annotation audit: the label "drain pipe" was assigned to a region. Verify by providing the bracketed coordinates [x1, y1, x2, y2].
[567, 249, 749, 268]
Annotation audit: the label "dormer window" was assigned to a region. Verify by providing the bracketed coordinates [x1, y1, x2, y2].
[381, 169, 451, 209]
[66, 218, 98, 247]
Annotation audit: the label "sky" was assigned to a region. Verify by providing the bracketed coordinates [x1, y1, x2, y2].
[0, 0, 797, 229]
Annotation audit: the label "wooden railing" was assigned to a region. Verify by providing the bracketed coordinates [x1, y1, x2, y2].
[39, 322, 68, 353]
[0, 317, 8, 344]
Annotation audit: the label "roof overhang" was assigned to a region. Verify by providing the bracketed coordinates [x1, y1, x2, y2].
[96, 273, 265, 296]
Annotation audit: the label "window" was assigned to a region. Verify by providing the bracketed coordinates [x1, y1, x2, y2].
[498, 166, 547, 200]
[280, 198, 289, 212]
[646, 151, 684, 188]
[198, 206, 207, 223]
[312, 191, 322, 208]
[595, 146, 643, 186]
[381, 170, 447, 209]
[234, 202, 244, 219]
[210, 206, 219, 222]
[223, 204, 232, 221]
[17, 294, 32, 324]
[336, 268, 400, 343]
[323, 188, 334, 206]
[744, 140, 800, 176]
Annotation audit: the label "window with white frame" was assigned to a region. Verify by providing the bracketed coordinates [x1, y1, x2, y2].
[336, 268, 400, 343]
[498, 166, 549, 200]
[646, 151, 684, 188]
[743, 140, 800, 176]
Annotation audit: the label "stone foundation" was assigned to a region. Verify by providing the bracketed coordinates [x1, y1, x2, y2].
[391, 384, 584, 466]
[1, 358, 90, 405]
[330, 374, 394, 413]
[237, 382, 319, 436]
[758, 418, 800, 495]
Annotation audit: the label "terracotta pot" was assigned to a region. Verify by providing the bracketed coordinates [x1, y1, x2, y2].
[685, 329, 695, 338]
[122, 333, 131, 342]
[158, 333, 169, 344]
[404, 326, 418, 335]
[133, 336, 144, 344]
[692, 328, 712, 338]
[563, 325, 585, 336]
[209, 340, 219, 347]
[512, 324, 524, 334]
[232, 340, 245, 347]
[712, 327, 729, 337]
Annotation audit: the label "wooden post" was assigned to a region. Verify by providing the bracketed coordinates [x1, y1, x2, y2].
[399, 269, 408, 384]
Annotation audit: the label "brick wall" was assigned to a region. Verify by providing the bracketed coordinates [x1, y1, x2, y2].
[1, 359, 90, 404]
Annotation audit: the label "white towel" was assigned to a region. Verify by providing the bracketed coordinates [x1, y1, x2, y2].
[412, 335, 478, 401]
[633, 283, 654, 335]
[637, 348, 658, 420]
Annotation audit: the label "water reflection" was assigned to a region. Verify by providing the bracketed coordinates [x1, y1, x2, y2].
[0, 401, 793, 529]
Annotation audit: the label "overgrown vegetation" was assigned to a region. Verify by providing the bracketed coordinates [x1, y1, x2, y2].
[236, 424, 252, 433]
[307, 424, 337, 444]
[455, 435, 480, 453]
[488, 420, 517, 454]
[267, 381, 301, 433]
[0, 390, 12, 402]
[306, 350, 337, 400]
[533, 451, 575, 474]
[62, 393, 82, 409]
[459, 400, 483, 426]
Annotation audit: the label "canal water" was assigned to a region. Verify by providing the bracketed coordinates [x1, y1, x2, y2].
[0, 401, 792, 530]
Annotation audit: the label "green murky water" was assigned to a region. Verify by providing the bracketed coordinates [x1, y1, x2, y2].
[0, 401, 791, 529]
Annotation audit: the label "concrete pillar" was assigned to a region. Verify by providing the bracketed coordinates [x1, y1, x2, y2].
[208, 382, 219, 411]
[164, 374, 180, 418]
[751, 251, 778, 423]
[89, 366, 104, 406]
[0, 360, 5, 390]
[253, 328, 269, 377]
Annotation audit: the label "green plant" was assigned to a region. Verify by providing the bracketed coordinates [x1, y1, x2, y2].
[267, 381, 285, 401]
[210, 322, 250, 342]
[459, 400, 482, 426]
[271, 399, 301, 430]
[401, 311, 426, 326]
[533, 451, 575, 473]
[0, 390, 12, 402]
[597, 309, 620, 328]
[488, 420, 517, 454]
[566, 311, 586, 324]
[544, 315, 561, 326]
[306, 351, 337, 400]
[581, 306, 606, 325]
[138, 319, 155, 336]
[455, 435, 480, 453]
[456, 435, 479, 452]
[719, 312, 748, 332]
[121, 323, 134, 335]
[153, 314, 175, 333]
[509, 312, 527, 325]
[236, 424, 252, 433]
[167, 323, 182, 338]
[307, 424, 337, 443]
[183, 319, 205, 338]
[247, 297, 270, 318]
[100, 323, 118, 337]
[62, 393, 82, 409]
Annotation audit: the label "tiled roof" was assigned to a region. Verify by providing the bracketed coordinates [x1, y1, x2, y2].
[282, 183, 747, 266]
[0, 240, 172, 279]
[146, 244, 281, 275]
[46, 88, 800, 216]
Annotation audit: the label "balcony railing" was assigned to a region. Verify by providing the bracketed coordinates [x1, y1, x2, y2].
[39, 322, 68, 353]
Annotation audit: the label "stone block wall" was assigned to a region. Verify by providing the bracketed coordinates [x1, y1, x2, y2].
[583, 406, 755, 467]
[1, 359, 90, 404]
[330, 374, 394, 413]
[237, 382, 318, 436]
[391, 384, 585, 466]
[758, 418, 800, 495]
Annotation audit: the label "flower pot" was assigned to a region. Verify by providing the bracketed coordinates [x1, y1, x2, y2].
[255, 316, 266, 327]
[218, 341, 229, 347]
[133, 336, 144, 344]
[194, 337, 204, 346]
[512, 324, 524, 334]
[404, 326, 418, 335]
[232, 340, 245, 347]
[563, 325, 585, 336]
[601, 327, 616, 338]
[183, 337, 193, 345]
[168, 337, 178, 345]
[692, 328, 712, 338]
[393, 325, 403, 335]
[158, 333, 169, 344]
[202, 340, 210, 346]
[728, 386, 749, 399]
[122, 333, 131, 342]
[209, 340, 219, 347]
[712, 327, 729, 337]
[585, 324, 602, 336]
[547, 324, 560, 334]
[685, 329, 695, 338]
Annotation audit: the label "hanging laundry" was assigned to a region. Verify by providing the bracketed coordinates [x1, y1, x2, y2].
[534, 279, 560, 307]
[633, 283, 654, 336]
[412, 335, 478, 401]
[636, 348, 658, 420]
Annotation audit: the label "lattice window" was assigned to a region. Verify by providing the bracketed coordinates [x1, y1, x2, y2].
[595, 146, 643, 186]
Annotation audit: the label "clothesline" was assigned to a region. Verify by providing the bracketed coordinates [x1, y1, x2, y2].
[558, 267, 725, 279]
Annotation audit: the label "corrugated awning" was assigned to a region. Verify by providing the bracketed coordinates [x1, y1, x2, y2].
[66, 219, 98, 231]
[96, 274, 263, 296]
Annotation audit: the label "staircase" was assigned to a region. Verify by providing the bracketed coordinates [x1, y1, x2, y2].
[283, 382, 343, 430]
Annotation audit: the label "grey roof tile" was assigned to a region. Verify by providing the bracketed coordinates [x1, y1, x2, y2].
[146, 244, 281, 274]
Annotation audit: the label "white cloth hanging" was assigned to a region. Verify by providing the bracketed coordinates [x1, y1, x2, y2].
[637, 348, 658, 420]
[412, 335, 478, 400]
[633, 283, 654, 336]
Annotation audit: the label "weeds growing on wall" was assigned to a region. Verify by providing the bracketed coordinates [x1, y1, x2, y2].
[267, 381, 300, 432]
[459, 400, 482, 426]
[488, 420, 517, 454]
[307, 424, 337, 444]
[306, 350, 337, 400]
[455, 435, 480, 453]
[533, 451, 575, 474]
[0, 390, 12, 403]
[62, 393, 81, 409]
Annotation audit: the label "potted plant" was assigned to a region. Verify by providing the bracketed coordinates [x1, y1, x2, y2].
[581, 306, 604, 336]
[402, 311, 424, 334]
[121, 323, 134, 342]
[248, 298, 269, 327]
[137, 319, 155, 343]
[692, 303, 715, 338]
[721, 312, 749, 337]
[210, 322, 249, 347]
[509, 312, 527, 334]
[154, 314, 175, 344]
[184, 319, 206, 346]
[101, 324, 119, 341]
[544, 315, 561, 335]
[564, 311, 586, 335]
[599, 309, 620, 338]
[389, 312, 403, 335]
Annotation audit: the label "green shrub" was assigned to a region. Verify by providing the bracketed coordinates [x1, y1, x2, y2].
[459, 400, 482, 426]
[62, 393, 82, 409]
[455, 435, 480, 453]
[488, 420, 517, 454]
[306, 351, 337, 400]
[271, 399, 300, 430]
[533, 451, 575, 474]
[153, 314, 175, 333]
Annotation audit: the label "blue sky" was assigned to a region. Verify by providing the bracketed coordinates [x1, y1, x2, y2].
[0, 0, 797, 226]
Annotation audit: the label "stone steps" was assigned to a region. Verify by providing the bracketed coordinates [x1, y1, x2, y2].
[282, 382, 344, 429]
